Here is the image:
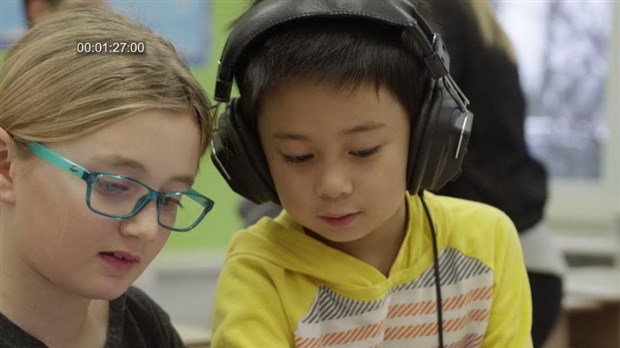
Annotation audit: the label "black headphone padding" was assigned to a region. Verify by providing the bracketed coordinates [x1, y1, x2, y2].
[212, 99, 278, 204]
[210, 0, 473, 204]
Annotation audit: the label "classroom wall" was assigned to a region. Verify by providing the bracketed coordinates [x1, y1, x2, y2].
[612, 3, 620, 218]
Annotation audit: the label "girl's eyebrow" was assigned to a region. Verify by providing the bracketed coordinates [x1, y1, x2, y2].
[92, 154, 195, 187]
[93, 154, 145, 170]
[272, 122, 386, 140]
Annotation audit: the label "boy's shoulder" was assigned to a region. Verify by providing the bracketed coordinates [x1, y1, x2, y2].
[417, 192, 520, 266]
[226, 211, 307, 260]
[421, 191, 510, 222]
[230, 208, 299, 242]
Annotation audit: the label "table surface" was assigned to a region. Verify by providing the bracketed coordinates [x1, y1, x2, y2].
[175, 323, 211, 347]
[565, 266, 620, 303]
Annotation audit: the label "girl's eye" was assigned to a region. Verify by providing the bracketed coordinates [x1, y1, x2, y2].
[160, 195, 183, 210]
[95, 179, 129, 195]
[283, 154, 314, 164]
[351, 146, 381, 158]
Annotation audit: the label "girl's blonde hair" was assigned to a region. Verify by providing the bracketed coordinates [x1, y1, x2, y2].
[1, 6, 213, 155]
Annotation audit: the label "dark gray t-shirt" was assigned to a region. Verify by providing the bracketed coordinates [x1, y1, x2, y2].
[0, 286, 185, 348]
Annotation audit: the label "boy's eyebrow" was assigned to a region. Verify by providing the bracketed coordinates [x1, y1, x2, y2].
[272, 122, 386, 140]
[92, 154, 195, 186]
[340, 122, 386, 135]
[273, 132, 309, 141]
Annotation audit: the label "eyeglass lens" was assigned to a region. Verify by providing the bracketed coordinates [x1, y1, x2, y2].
[89, 175, 206, 230]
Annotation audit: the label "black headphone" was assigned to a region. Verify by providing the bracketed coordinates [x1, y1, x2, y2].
[211, 0, 473, 205]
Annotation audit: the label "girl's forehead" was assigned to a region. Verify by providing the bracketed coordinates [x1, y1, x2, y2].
[49, 110, 202, 181]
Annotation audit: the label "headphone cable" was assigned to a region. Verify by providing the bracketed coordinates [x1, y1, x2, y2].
[420, 191, 444, 348]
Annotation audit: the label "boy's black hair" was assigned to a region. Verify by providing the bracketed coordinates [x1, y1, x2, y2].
[235, 0, 436, 127]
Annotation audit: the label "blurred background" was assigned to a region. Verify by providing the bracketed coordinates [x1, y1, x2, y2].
[1, 1, 619, 347]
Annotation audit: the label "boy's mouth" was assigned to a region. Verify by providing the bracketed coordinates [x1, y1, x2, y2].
[320, 212, 360, 227]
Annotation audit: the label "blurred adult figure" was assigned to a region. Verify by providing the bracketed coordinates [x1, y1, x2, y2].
[431, 1, 566, 347]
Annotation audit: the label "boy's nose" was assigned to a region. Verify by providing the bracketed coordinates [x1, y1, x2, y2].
[314, 164, 353, 200]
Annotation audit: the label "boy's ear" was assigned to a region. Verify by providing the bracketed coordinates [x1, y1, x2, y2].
[0, 127, 18, 205]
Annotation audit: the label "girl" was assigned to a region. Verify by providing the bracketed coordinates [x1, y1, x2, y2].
[0, 7, 214, 347]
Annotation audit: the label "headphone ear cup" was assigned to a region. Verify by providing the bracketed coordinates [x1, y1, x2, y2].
[407, 78, 473, 193]
[406, 79, 437, 193]
[211, 99, 280, 204]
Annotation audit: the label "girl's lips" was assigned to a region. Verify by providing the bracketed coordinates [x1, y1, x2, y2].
[321, 212, 359, 228]
[100, 251, 139, 270]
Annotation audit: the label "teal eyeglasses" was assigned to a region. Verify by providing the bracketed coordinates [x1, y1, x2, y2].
[27, 142, 214, 232]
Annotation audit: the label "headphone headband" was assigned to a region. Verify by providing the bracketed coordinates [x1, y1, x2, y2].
[214, 0, 446, 102]
[211, 0, 473, 202]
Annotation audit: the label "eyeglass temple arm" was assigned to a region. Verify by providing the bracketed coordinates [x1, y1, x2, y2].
[185, 187, 214, 207]
[27, 142, 90, 181]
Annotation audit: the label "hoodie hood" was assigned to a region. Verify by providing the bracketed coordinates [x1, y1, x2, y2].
[225, 194, 434, 291]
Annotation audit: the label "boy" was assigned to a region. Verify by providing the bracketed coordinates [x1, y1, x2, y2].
[211, 1, 532, 347]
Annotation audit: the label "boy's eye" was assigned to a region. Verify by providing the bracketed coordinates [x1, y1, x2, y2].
[351, 146, 381, 158]
[282, 154, 314, 164]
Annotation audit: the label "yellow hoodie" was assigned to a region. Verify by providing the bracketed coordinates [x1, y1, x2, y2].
[212, 192, 532, 347]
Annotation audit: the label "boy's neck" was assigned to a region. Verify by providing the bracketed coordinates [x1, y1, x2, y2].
[308, 197, 409, 277]
[0, 249, 109, 347]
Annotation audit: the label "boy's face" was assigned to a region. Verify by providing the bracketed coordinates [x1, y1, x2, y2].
[258, 80, 410, 243]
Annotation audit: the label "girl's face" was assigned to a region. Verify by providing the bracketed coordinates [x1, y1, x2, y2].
[258, 80, 410, 244]
[6, 109, 202, 300]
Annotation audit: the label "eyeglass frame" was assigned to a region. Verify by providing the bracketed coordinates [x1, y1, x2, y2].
[26, 141, 214, 232]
